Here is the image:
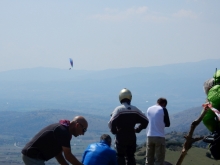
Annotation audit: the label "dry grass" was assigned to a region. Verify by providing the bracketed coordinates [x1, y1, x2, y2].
[135, 146, 220, 165]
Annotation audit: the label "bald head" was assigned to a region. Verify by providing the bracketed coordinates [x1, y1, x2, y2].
[69, 116, 88, 137]
[72, 116, 88, 129]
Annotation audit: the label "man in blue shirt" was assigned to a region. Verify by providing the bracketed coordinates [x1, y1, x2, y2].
[82, 134, 117, 165]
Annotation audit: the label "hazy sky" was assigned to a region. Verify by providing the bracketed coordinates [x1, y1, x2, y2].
[1, 0, 220, 72]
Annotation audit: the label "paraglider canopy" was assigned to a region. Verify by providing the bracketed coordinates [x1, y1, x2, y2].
[69, 58, 73, 70]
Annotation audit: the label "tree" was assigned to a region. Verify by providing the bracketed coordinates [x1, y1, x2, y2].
[175, 107, 208, 165]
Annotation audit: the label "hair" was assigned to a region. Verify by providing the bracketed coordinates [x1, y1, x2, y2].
[157, 98, 167, 107]
[120, 98, 131, 105]
[100, 134, 112, 146]
[203, 78, 214, 95]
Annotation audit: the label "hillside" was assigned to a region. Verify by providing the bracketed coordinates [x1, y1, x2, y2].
[0, 106, 211, 142]
[135, 132, 218, 165]
[0, 109, 109, 138]
[168, 106, 210, 135]
[0, 106, 215, 164]
[135, 146, 220, 165]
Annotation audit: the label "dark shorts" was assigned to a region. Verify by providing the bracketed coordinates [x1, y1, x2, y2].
[22, 154, 45, 165]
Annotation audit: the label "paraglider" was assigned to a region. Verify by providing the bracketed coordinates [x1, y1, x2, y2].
[69, 58, 73, 70]
[202, 68, 220, 160]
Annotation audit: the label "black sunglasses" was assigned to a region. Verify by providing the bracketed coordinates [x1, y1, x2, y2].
[77, 122, 87, 133]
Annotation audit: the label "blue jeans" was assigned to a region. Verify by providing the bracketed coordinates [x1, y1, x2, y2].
[22, 154, 45, 165]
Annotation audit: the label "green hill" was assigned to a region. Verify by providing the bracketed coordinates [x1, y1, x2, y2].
[135, 133, 220, 165]
[136, 146, 220, 165]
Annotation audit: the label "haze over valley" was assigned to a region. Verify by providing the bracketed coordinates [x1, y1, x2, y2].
[1, 59, 219, 116]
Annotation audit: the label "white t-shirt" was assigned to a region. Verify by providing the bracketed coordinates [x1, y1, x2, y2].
[146, 104, 165, 137]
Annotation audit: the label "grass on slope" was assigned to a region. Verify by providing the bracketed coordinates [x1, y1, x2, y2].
[136, 146, 220, 165]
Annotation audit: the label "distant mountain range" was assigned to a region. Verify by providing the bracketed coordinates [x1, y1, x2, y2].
[0, 58, 219, 116]
[167, 106, 209, 135]
[0, 109, 110, 139]
[0, 106, 210, 143]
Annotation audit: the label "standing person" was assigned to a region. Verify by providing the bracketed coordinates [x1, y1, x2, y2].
[81, 134, 117, 165]
[145, 98, 170, 165]
[21, 116, 88, 165]
[108, 88, 149, 165]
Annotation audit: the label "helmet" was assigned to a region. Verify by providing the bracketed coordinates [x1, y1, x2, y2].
[119, 88, 132, 103]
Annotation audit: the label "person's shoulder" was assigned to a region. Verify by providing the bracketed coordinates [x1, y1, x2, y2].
[114, 104, 125, 110]
[111, 105, 125, 114]
[88, 143, 97, 147]
[130, 104, 145, 113]
[126, 104, 137, 110]
[148, 104, 161, 109]
[44, 123, 61, 130]
[54, 124, 70, 135]
[149, 104, 157, 107]
[56, 123, 69, 129]
[163, 107, 168, 111]
[129, 104, 137, 108]
[85, 143, 99, 150]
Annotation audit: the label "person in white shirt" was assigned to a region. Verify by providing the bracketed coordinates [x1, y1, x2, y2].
[145, 98, 170, 165]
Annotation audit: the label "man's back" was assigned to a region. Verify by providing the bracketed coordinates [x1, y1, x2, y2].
[21, 123, 70, 161]
[109, 102, 148, 134]
[82, 142, 117, 165]
[146, 105, 165, 137]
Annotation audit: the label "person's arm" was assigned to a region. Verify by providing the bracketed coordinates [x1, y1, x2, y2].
[108, 109, 119, 134]
[135, 109, 149, 133]
[55, 151, 69, 165]
[62, 146, 83, 165]
[163, 108, 170, 127]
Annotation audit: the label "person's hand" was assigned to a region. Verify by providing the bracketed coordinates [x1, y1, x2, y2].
[202, 103, 212, 110]
[135, 128, 141, 133]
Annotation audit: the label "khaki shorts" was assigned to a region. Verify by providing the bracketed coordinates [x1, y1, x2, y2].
[146, 137, 165, 165]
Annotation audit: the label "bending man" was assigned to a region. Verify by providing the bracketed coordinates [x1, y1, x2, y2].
[21, 116, 88, 165]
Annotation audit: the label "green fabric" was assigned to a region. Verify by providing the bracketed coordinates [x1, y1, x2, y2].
[213, 70, 220, 84]
[202, 84, 220, 132]
[208, 85, 220, 110]
[202, 109, 218, 132]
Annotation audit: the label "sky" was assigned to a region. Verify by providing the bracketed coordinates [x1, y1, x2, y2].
[0, 0, 220, 72]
